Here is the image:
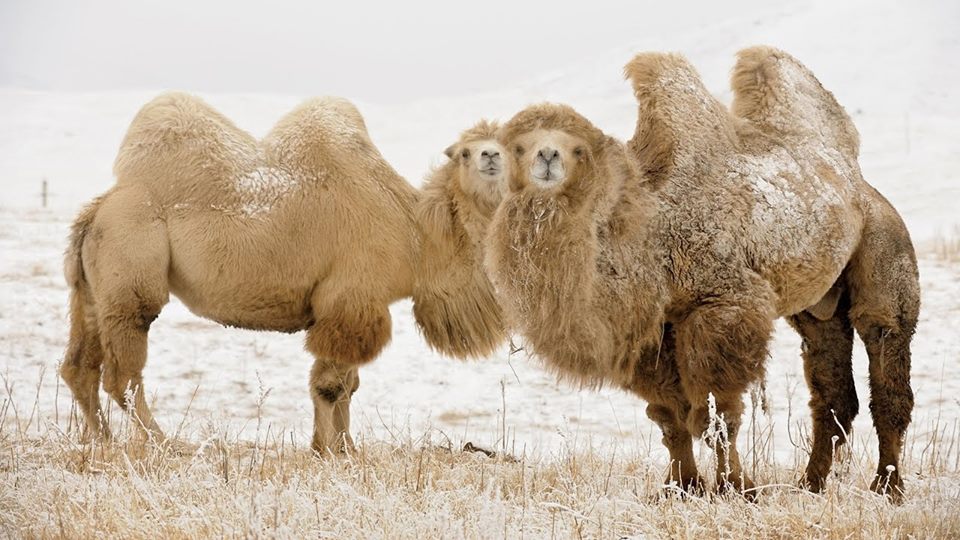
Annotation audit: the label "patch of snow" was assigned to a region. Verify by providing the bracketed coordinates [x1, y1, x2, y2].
[232, 164, 300, 218]
[0, 0, 956, 465]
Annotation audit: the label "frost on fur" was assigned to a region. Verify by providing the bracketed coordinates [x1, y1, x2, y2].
[487, 46, 919, 500]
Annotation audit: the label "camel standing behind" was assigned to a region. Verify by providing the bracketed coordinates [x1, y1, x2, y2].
[413, 120, 508, 357]
[60, 93, 506, 453]
[486, 47, 918, 499]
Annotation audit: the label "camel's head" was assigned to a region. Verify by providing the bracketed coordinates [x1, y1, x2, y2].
[443, 120, 507, 207]
[499, 103, 613, 196]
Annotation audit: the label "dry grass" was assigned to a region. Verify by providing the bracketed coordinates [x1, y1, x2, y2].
[929, 226, 960, 262]
[1, 396, 959, 540]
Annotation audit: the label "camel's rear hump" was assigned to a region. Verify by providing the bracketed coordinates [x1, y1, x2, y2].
[731, 46, 860, 159]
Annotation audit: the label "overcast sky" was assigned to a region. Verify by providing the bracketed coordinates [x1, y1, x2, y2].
[0, 0, 773, 103]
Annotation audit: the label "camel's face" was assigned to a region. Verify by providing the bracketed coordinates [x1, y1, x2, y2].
[510, 129, 588, 190]
[447, 138, 508, 205]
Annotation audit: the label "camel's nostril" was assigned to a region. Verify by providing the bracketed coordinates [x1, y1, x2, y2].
[538, 148, 558, 161]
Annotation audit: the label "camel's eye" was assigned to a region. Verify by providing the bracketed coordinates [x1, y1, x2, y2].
[573, 146, 585, 158]
[461, 149, 470, 159]
[514, 145, 524, 156]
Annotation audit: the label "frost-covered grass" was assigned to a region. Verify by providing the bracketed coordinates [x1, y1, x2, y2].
[2, 388, 960, 539]
[930, 227, 960, 263]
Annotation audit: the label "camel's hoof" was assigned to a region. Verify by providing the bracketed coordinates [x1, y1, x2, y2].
[717, 476, 758, 502]
[651, 476, 706, 502]
[802, 472, 827, 495]
[870, 470, 905, 504]
[311, 435, 355, 457]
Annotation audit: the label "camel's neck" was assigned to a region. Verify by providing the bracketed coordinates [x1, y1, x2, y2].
[488, 188, 667, 383]
[451, 187, 498, 255]
[410, 179, 506, 358]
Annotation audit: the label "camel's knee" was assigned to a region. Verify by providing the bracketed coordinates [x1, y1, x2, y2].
[854, 317, 914, 431]
[869, 381, 913, 436]
[98, 324, 153, 406]
[101, 366, 141, 406]
[686, 398, 744, 440]
[307, 303, 391, 365]
[90, 284, 166, 396]
[310, 363, 359, 405]
[646, 404, 687, 443]
[789, 307, 859, 430]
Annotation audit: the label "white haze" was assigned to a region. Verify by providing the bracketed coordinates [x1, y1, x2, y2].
[4, 0, 782, 102]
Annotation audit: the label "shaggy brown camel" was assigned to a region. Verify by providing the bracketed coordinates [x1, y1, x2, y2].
[61, 93, 506, 454]
[485, 46, 918, 500]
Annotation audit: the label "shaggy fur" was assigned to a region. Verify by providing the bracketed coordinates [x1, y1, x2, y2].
[413, 120, 507, 357]
[487, 46, 918, 500]
[60, 94, 505, 453]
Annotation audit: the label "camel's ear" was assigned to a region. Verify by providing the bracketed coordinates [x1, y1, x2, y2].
[443, 144, 457, 160]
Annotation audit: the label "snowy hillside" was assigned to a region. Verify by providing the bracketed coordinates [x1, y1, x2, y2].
[1, 0, 958, 469]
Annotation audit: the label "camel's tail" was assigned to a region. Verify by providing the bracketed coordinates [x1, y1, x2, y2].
[64, 196, 104, 290]
[731, 46, 860, 159]
[623, 52, 737, 184]
[63, 195, 105, 348]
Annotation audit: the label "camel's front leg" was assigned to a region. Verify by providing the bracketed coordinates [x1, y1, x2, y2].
[646, 403, 703, 494]
[305, 290, 391, 455]
[307, 360, 359, 454]
[634, 325, 704, 495]
[675, 292, 775, 499]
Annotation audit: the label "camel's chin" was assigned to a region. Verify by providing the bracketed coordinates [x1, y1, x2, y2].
[529, 175, 565, 189]
[479, 169, 501, 180]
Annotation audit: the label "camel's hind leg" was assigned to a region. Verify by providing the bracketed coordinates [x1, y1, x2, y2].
[847, 217, 919, 501]
[85, 189, 170, 444]
[61, 287, 110, 441]
[787, 288, 858, 493]
[99, 308, 166, 442]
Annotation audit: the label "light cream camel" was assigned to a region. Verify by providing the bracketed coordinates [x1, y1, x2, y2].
[485, 46, 918, 500]
[413, 120, 508, 356]
[61, 93, 506, 454]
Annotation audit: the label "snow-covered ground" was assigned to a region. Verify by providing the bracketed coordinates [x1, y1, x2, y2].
[1, 0, 957, 469]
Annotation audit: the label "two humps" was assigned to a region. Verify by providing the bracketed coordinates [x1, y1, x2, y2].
[61, 46, 917, 505]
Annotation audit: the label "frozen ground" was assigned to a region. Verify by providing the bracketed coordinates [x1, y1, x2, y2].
[1, 0, 958, 472]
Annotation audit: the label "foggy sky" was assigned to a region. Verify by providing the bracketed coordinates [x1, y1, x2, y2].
[0, 0, 767, 103]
